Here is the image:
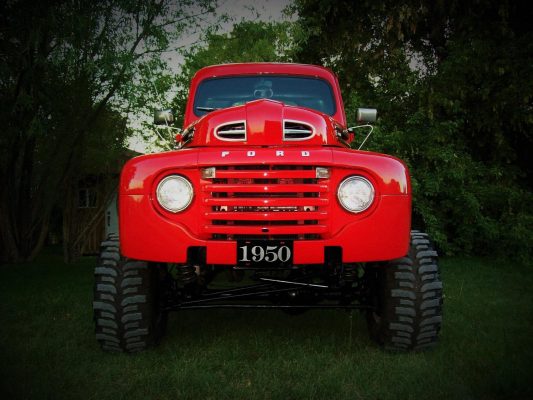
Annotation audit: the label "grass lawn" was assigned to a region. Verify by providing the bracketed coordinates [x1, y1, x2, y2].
[1, 249, 532, 400]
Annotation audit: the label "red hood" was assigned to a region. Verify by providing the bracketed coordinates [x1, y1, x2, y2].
[185, 99, 344, 147]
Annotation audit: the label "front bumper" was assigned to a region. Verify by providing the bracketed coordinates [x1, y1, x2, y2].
[120, 193, 410, 264]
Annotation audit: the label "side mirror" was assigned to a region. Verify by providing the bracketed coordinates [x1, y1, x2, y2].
[154, 109, 175, 126]
[356, 108, 377, 123]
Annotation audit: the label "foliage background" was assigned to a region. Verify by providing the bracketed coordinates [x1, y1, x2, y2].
[0, 0, 532, 263]
[170, 0, 533, 262]
[0, 0, 218, 262]
[285, 0, 533, 262]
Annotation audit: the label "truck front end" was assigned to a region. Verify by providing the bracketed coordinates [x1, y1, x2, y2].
[94, 63, 442, 354]
[119, 115, 411, 266]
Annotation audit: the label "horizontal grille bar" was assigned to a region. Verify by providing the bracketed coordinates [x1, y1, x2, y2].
[203, 184, 327, 193]
[204, 225, 328, 235]
[204, 198, 328, 207]
[214, 170, 318, 179]
[205, 211, 328, 221]
[213, 234, 321, 241]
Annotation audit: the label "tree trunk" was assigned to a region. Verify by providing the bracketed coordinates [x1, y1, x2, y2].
[0, 199, 22, 263]
[62, 181, 76, 264]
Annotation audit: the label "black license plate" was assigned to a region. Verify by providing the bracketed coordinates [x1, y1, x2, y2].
[237, 240, 293, 268]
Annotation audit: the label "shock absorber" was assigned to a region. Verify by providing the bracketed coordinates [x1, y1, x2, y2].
[339, 264, 362, 305]
[176, 264, 197, 284]
[342, 264, 359, 283]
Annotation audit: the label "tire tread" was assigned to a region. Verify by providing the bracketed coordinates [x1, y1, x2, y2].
[93, 236, 165, 353]
[367, 230, 443, 351]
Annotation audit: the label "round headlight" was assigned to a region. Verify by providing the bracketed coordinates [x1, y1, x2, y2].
[156, 175, 193, 212]
[337, 176, 375, 213]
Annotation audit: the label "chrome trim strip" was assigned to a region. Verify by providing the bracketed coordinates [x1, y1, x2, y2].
[283, 119, 315, 141]
[214, 120, 247, 141]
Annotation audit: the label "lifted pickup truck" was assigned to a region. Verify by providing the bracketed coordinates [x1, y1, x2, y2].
[93, 63, 442, 353]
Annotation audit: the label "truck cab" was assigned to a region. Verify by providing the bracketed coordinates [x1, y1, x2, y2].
[93, 63, 442, 353]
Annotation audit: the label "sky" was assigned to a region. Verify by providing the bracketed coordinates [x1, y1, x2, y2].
[168, 0, 293, 74]
[127, 0, 294, 153]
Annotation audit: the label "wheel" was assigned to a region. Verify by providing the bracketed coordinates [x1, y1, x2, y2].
[93, 235, 167, 353]
[366, 230, 443, 351]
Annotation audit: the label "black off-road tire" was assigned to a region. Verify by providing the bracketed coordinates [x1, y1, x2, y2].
[367, 230, 443, 351]
[93, 235, 167, 353]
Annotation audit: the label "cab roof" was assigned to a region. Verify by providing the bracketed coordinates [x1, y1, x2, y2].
[192, 63, 338, 81]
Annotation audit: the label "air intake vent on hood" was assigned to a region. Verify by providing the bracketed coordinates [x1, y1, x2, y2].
[283, 120, 314, 141]
[215, 121, 246, 141]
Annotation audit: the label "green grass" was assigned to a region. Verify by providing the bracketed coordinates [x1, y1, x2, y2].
[1, 250, 532, 400]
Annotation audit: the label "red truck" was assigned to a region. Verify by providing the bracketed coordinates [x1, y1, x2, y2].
[93, 63, 442, 353]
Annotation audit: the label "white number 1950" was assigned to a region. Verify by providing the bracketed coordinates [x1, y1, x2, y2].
[239, 245, 291, 263]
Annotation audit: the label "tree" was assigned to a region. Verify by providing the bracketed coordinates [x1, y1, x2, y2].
[60, 105, 131, 263]
[0, 0, 217, 263]
[290, 0, 533, 260]
[171, 20, 293, 127]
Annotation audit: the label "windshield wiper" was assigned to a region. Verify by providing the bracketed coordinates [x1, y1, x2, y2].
[195, 106, 219, 112]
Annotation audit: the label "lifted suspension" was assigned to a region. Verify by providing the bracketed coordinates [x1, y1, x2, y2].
[162, 273, 373, 312]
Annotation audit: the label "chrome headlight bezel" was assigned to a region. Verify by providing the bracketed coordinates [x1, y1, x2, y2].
[156, 175, 194, 213]
[337, 175, 375, 213]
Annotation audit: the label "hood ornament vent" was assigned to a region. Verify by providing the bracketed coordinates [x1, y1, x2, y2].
[215, 121, 246, 141]
[283, 120, 314, 141]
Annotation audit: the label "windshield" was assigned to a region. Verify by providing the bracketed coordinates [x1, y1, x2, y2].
[193, 76, 336, 116]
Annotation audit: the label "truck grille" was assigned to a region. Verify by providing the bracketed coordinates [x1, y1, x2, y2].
[202, 165, 329, 240]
